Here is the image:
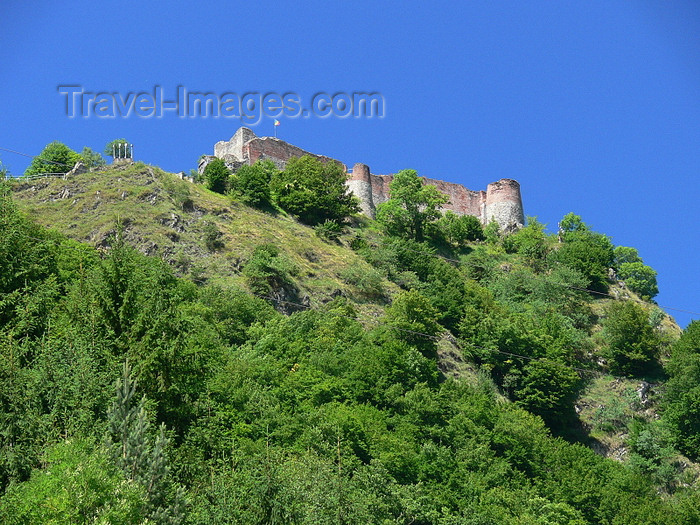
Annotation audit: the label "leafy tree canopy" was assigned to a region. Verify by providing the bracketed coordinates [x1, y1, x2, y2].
[23, 141, 80, 177]
[602, 301, 659, 377]
[435, 211, 484, 247]
[613, 247, 658, 300]
[376, 169, 449, 241]
[550, 213, 614, 292]
[231, 160, 276, 207]
[80, 146, 106, 169]
[271, 155, 359, 225]
[202, 158, 230, 195]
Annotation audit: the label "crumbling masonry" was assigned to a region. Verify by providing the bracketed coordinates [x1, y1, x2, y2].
[199, 127, 525, 229]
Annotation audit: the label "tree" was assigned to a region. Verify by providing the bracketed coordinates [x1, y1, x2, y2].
[106, 362, 186, 523]
[613, 246, 642, 266]
[271, 155, 359, 225]
[0, 440, 147, 523]
[613, 247, 658, 300]
[202, 158, 230, 194]
[550, 213, 614, 292]
[384, 290, 441, 358]
[513, 360, 580, 428]
[104, 138, 132, 159]
[617, 262, 658, 300]
[232, 160, 276, 207]
[80, 146, 106, 168]
[376, 169, 449, 241]
[558, 212, 589, 238]
[663, 321, 700, 459]
[503, 216, 549, 267]
[602, 301, 659, 377]
[435, 211, 484, 247]
[23, 141, 80, 177]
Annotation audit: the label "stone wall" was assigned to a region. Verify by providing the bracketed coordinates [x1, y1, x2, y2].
[204, 127, 525, 229]
[245, 136, 343, 171]
[484, 179, 525, 229]
[347, 163, 375, 218]
[214, 127, 256, 161]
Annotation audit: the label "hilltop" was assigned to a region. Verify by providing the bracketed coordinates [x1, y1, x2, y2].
[3, 159, 700, 523]
[10, 162, 397, 308]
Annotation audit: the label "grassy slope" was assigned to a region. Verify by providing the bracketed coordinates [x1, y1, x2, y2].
[10, 163, 398, 309]
[11, 163, 691, 469]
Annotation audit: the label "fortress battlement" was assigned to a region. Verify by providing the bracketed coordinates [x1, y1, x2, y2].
[200, 127, 524, 229]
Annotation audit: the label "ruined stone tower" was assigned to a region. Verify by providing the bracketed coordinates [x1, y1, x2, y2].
[483, 179, 525, 230]
[346, 163, 375, 218]
[201, 127, 525, 230]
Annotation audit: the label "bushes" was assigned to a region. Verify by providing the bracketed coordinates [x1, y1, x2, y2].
[613, 246, 658, 300]
[202, 221, 223, 251]
[202, 158, 230, 194]
[602, 301, 659, 377]
[24, 141, 80, 177]
[231, 160, 275, 207]
[314, 219, 343, 242]
[339, 265, 385, 300]
[270, 156, 359, 225]
[376, 169, 449, 241]
[663, 321, 700, 459]
[435, 211, 484, 247]
[242, 244, 298, 296]
[549, 213, 614, 292]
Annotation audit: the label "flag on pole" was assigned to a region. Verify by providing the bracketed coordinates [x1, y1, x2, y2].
[274, 119, 280, 126]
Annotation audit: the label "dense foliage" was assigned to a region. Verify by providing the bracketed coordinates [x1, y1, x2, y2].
[270, 155, 360, 225]
[376, 169, 449, 242]
[613, 246, 659, 300]
[202, 158, 231, 195]
[23, 141, 81, 177]
[231, 160, 276, 208]
[664, 321, 700, 459]
[0, 176, 695, 524]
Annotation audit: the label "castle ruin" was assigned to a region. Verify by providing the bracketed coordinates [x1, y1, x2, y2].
[200, 127, 525, 229]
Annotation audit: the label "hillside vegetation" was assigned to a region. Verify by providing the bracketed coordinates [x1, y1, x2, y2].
[2, 158, 700, 524]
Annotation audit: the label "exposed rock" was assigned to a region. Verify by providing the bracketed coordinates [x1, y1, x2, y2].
[66, 160, 88, 177]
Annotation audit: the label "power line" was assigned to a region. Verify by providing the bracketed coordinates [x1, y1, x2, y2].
[0, 146, 75, 168]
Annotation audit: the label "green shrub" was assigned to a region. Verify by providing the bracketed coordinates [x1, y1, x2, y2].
[602, 301, 659, 377]
[24, 141, 81, 176]
[435, 211, 484, 247]
[340, 265, 385, 300]
[202, 221, 223, 251]
[242, 244, 298, 296]
[231, 160, 275, 207]
[203, 158, 230, 194]
[270, 156, 358, 225]
[376, 169, 449, 241]
[314, 219, 343, 242]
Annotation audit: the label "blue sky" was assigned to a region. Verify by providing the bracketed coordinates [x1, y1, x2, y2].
[1, 1, 699, 327]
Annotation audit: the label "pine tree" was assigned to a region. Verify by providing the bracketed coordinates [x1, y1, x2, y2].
[106, 361, 186, 523]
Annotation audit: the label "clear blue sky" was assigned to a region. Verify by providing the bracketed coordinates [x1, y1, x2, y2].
[1, 1, 699, 327]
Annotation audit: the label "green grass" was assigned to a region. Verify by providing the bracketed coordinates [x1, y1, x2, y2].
[10, 163, 399, 306]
